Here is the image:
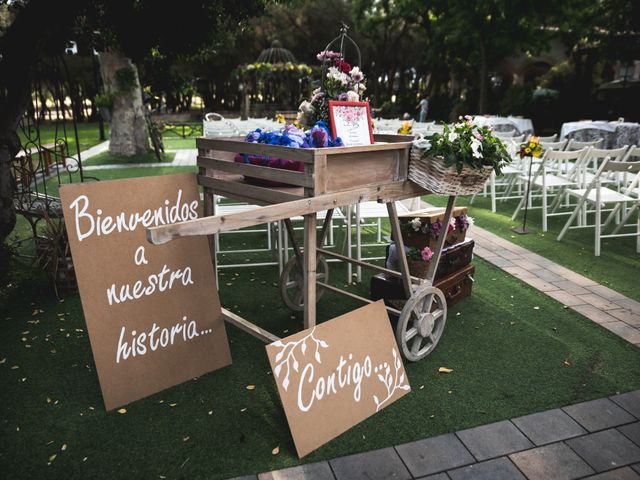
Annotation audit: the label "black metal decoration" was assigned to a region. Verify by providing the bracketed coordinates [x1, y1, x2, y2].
[512, 155, 534, 234]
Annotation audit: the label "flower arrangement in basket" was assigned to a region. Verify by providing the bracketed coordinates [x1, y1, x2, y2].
[409, 115, 512, 195]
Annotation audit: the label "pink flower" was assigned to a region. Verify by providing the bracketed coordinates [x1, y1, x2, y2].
[421, 247, 434, 261]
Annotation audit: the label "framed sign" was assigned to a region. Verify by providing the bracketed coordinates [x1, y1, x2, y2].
[60, 173, 232, 410]
[266, 301, 411, 457]
[328, 100, 374, 147]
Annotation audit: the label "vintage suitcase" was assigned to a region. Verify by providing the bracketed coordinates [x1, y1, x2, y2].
[370, 263, 475, 308]
[385, 238, 475, 280]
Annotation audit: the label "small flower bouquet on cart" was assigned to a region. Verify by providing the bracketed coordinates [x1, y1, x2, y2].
[409, 115, 512, 195]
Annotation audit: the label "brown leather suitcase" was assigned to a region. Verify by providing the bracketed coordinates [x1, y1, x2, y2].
[384, 238, 475, 281]
[435, 263, 475, 307]
[370, 263, 475, 308]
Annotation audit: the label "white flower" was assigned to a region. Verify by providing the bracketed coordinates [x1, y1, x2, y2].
[346, 90, 359, 102]
[448, 131, 458, 143]
[450, 218, 456, 229]
[471, 138, 483, 159]
[350, 66, 364, 83]
[467, 216, 475, 228]
[410, 217, 422, 232]
[358, 83, 367, 93]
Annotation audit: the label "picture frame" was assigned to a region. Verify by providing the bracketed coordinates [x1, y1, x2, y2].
[328, 100, 374, 147]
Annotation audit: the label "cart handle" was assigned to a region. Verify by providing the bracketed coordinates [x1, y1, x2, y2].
[146, 182, 425, 245]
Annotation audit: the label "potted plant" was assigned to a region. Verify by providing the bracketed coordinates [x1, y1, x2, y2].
[409, 115, 512, 195]
[35, 215, 77, 298]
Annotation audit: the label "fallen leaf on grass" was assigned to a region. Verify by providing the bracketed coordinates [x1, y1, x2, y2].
[117, 408, 127, 414]
[0, 358, 5, 364]
[246, 385, 255, 390]
[61, 444, 67, 451]
[182, 436, 190, 442]
[208, 410, 213, 416]
[170, 403, 178, 407]
[564, 360, 572, 367]
[438, 367, 453, 374]
[48, 454, 57, 464]
[271, 446, 280, 455]
[533, 306, 540, 310]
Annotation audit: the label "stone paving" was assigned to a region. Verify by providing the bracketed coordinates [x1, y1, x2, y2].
[229, 390, 640, 479]
[469, 226, 640, 347]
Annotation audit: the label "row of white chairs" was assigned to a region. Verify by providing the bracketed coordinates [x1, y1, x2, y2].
[509, 145, 640, 256]
[203, 113, 284, 137]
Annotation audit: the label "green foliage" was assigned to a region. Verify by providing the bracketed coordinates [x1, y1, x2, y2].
[115, 66, 138, 94]
[423, 121, 512, 174]
[93, 92, 115, 108]
[498, 84, 533, 117]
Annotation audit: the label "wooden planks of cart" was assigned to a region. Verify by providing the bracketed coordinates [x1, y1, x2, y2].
[147, 135, 459, 361]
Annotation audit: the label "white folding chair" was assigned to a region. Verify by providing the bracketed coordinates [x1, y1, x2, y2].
[540, 139, 568, 151]
[566, 138, 604, 151]
[537, 134, 558, 142]
[557, 161, 640, 256]
[511, 148, 589, 231]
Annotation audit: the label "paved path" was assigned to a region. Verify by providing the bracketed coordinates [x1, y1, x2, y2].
[230, 390, 640, 480]
[82, 148, 197, 171]
[470, 226, 640, 347]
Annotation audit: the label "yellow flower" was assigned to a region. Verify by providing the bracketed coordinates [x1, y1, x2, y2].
[533, 150, 542, 157]
[525, 147, 531, 154]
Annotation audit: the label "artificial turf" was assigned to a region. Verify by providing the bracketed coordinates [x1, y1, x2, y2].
[425, 194, 640, 302]
[1, 253, 639, 479]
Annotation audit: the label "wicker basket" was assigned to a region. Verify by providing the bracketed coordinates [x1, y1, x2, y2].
[407, 259, 430, 279]
[409, 141, 493, 195]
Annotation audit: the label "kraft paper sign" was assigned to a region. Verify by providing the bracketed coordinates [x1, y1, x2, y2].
[266, 300, 411, 457]
[60, 173, 231, 410]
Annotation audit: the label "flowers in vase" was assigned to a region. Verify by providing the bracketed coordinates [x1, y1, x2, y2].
[519, 136, 542, 158]
[407, 246, 434, 262]
[297, 50, 366, 129]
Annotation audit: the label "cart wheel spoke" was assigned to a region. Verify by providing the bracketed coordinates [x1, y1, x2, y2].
[411, 335, 423, 356]
[279, 256, 329, 312]
[396, 285, 448, 362]
[405, 326, 418, 342]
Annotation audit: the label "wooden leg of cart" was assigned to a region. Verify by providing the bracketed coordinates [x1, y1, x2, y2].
[303, 213, 317, 329]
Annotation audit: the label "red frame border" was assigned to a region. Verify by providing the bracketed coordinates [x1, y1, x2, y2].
[328, 100, 374, 146]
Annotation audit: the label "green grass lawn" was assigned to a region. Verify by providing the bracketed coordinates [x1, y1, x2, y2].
[82, 151, 175, 166]
[18, 121, 109, 156]
[425, 193, 640, 302]
[163, 137, 197, 150]
[3, 163, 639, 479]
[1, 255, 639, 479]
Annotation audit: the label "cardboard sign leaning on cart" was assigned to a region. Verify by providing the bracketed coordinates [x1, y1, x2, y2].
[60, 173, 232, 410]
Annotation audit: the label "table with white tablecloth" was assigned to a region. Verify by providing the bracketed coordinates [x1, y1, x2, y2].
[473, 116, 534, 135]
[560, 121, 640, 149]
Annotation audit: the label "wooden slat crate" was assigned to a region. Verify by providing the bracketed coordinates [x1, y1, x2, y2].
[196, 134, 415, 205]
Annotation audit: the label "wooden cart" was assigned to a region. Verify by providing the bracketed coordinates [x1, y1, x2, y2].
[147, 135, 458, 361]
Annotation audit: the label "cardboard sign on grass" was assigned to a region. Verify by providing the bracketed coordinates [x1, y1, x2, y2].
[266, 300, 410, 457]
[60, 173, 231, 410]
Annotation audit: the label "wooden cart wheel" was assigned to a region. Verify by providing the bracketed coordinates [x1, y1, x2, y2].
[396, 284, 447, 362]
[279, 256, 329, 311]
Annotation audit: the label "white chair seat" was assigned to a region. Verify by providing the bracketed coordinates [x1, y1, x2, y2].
[527, 174, 576, 187]
[566, 188, 636, 203]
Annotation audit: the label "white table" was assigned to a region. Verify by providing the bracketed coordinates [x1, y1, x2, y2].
[473, 116, 534, 135]
[560, 121, 640, 149]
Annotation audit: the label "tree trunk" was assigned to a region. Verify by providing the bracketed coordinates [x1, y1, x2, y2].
[99, 51, 149, 156]
[478, 42, 488, 114]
